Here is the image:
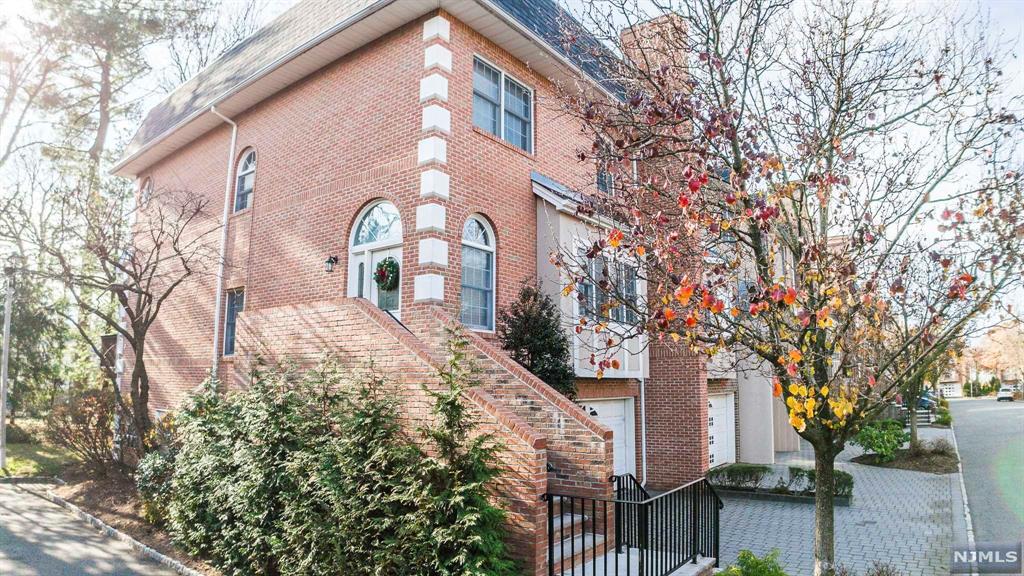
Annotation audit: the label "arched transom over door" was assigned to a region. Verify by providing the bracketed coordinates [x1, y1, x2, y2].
[349, 201, 403, 318]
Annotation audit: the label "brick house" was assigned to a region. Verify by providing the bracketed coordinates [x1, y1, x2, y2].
[113, 1, 721, 573]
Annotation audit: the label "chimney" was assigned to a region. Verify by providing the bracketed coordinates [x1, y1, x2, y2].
[618, 13, 688, 90]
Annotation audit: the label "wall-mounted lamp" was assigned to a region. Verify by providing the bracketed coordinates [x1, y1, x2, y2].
[324, 255, 339, 273]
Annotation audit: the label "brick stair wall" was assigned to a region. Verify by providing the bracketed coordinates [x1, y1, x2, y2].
[232, 298, 614, 575]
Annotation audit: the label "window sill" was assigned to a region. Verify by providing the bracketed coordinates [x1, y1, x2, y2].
[221, 354, 236, 362]
[230, 207, 252, 218]
[472, 127, 534, 160]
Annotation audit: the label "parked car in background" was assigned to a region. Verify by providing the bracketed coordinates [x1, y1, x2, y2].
[997, 387, 1015, 402]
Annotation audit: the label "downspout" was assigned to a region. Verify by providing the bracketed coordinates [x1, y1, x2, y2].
[640, 342, 648, 486]
[208, 106, 237, 379]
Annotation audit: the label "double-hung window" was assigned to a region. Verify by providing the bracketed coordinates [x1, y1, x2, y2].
[473, 57, 533, 153]
[223, 289, 245, 356]
[579, 253, 638, 324]
[234, 150, 256, 212]
[460, 216, 496, 330]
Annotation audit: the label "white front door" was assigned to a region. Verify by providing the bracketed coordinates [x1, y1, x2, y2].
[368, 247, 401, 318]
[582, 399, 636, 476]
[708, 393, 736, 468]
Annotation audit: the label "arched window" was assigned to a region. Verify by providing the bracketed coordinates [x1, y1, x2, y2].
[349, 201, 403, 314]
[460, 216, 495, 330]
[140, 177, 153, 204]
[234, 149, 256, 211]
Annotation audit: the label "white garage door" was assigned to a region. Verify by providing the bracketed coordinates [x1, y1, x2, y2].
[581, 399, 636, 476]
[708, 393, 736, 468]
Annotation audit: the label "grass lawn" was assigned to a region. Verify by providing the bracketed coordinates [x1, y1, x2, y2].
[1, 441, 80, 477]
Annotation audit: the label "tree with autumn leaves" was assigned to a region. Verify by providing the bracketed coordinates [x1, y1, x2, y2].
[552, 0, 1023, 573]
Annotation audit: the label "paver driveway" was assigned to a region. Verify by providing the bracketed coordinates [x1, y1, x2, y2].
[0, 482, 178, 576]
[718, 427, 961, 575]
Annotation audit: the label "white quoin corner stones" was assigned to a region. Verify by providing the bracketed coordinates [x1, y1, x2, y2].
[416, 203, 446, 233]
[422, 14, 450, 42]
[418, 238, 449, 266]
[419, 74, 448, 103]
[414, 273, 445, 303]
[420, 169, 450, 200]
[421, 104, 451, 134]
[423, 44, 452, 73]
[415, 14, 452, 303]
[417, 136, 447, 165]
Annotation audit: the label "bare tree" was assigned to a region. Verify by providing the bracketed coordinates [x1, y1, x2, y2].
[158, 0, 265, 92]
[1, 176, 219, 454]
[0, 17, 63, 171]
[552, 1, 1023, 572]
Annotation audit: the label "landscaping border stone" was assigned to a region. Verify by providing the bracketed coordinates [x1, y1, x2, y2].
[12, 480, 204, 576]
[715, 487, 852, 507]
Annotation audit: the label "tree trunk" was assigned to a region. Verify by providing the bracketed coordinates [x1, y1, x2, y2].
[813, 449, 837, 576]
[909, 406, 918, 444]
[129, 341, 151, 454]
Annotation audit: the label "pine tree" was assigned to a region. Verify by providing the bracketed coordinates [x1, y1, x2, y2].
[497, 284, 576, 399]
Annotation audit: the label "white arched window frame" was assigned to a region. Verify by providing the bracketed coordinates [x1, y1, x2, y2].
[348, 201, 403, 311]
[460, 215, 496, 331]
[234, 149, 256, 212]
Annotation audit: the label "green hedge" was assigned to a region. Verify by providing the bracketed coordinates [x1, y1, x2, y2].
[154, 332, 516, 576]
[851, 421, 910, 462]
[707, 463, 771, 490]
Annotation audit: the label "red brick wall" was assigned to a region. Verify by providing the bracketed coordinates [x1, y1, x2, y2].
[645, 341, 708, 490]
[232, 297, 611, 575]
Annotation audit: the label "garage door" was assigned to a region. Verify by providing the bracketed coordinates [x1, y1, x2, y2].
[581, 399, 636, 476]
[708, 393, 736, 468]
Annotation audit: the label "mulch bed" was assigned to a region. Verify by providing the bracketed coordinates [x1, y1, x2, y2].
[851, 449, 959, 474]
[52, 464, 219, 575]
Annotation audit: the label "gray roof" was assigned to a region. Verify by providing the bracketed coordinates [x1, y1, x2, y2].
[126, 0, 616, 158]
[125, 0, 375, 156]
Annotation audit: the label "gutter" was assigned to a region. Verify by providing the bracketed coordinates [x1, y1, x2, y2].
[110, 0, 399, 176]
[208, 106, 237, 378]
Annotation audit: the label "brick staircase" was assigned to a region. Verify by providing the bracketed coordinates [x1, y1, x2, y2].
[233, 298, 612, 575]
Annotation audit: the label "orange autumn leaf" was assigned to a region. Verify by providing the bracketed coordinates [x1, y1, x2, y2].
[674, 283, 695, 306]
[730, 307, 740, 318]
[663, 307, 677, 321]
[783, 287, 798, 305]
[710, 299, 725, 314]
[773, 379, 783, 397]
[685, 313, 698, 328]
[789, 349, 803, 363]
[608, 229, 624, 247]
[611, 359, 621, 370]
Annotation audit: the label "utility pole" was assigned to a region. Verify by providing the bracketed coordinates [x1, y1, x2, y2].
[0, 260, 14, 470]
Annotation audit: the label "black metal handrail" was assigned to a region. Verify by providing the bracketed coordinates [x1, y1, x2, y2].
[543, 477, 723, 576]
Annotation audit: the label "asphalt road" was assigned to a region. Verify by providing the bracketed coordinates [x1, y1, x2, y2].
[949, 398, 1024, 544]
[0, 482, 177, 576]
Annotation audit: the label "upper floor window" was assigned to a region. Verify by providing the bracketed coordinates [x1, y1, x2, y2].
[579, 254, 638, 324]
[223, 288, 245, 356]
[597, 169, 613, 194]
[460, 216, 495, 330]
[234, 149, 256, 212]
[140, 177, 154, 204]
[473, 57, 533, 153]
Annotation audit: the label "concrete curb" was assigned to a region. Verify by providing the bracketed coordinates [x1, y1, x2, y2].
[0, 475, 65, 485]
[949, 424, 978, 576]
[12, 481, 204, 576]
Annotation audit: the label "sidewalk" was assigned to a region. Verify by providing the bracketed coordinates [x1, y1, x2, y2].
[718, 427, 963, 574]
[0, 481, 177, 576]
